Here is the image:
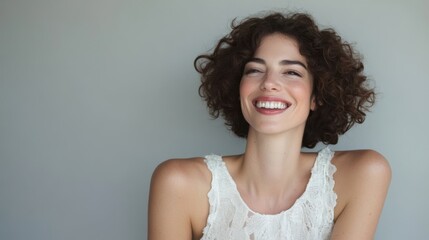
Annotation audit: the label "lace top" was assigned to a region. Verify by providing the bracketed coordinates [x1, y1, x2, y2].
[201, 147, 337, 240]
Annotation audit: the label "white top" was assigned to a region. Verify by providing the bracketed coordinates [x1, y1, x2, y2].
[201, 147, 337, 240]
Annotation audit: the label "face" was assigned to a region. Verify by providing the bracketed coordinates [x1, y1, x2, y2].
[240, 33, 315, 136]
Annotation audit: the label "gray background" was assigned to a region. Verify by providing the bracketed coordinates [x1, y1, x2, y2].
[1, 0, 428, 239]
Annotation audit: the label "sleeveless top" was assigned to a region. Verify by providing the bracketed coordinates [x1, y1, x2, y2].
[200, 147, 337, 240]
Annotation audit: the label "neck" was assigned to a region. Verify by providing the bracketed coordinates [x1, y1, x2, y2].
[239, 129, 305, 196]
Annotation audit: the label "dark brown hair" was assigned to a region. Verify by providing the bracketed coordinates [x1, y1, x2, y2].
[194, 12, 375, 148]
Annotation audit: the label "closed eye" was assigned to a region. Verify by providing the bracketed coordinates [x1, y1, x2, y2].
[244, 68, 264, 75]
[285, 70, 302, 77]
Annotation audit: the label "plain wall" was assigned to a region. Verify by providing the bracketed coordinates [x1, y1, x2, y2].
[1, 0, 428, 239]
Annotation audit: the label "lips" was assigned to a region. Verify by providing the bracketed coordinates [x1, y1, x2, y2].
[255, 101, 287, 109]
[253, 97, 291, 114]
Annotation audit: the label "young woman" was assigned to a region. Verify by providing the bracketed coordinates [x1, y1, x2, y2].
[148, 12, 391, 240]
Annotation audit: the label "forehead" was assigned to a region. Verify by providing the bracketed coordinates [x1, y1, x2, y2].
[254, 33, 307, 64]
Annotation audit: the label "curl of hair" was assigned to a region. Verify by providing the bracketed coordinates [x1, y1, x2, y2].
[194, 12, 375, 148]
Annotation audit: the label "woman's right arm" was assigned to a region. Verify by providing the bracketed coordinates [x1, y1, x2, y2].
[148, 160, 193, 240]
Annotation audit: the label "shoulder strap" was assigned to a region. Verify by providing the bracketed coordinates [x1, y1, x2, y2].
[314, 147, 335, 171]
[204, 154, 224, 172]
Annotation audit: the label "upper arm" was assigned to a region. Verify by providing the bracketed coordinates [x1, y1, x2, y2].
[148, 160, 193, 240]
[331, 150, 392, 240]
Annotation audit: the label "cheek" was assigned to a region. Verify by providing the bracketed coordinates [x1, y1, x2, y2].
[239, 78, 253, 100]
[288, 81, 313, 99]
[239, 79, 254, 122]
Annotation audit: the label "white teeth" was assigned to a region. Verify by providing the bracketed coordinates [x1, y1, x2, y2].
[256, 101, 287, 109]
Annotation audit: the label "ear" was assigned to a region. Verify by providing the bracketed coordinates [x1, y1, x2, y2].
[310, 95, 316, 111]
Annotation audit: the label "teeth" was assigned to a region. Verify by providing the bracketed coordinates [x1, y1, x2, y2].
[256, 101, 287, 109]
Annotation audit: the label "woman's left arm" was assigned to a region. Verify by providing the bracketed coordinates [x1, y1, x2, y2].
[331, 150, 392, 240]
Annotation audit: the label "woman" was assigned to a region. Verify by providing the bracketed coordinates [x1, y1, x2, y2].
[148, 12, 391, 240]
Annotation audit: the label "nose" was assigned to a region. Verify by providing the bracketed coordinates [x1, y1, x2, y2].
[260, 71, 280, 91]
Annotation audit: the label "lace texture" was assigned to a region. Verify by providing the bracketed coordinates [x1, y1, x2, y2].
[201, 147, 337, 240]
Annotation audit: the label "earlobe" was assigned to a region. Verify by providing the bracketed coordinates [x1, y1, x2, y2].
[310, 96, 316, 111]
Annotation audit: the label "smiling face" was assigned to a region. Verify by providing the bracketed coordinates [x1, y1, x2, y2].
[240, 33, 315, 137]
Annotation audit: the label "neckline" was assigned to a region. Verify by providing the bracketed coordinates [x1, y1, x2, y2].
[219, 148, 327, 217]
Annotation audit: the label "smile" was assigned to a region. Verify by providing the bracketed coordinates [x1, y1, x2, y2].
[255, 101, 289, 110]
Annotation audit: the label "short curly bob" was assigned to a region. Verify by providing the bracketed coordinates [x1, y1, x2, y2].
[194, 12, 375, 148]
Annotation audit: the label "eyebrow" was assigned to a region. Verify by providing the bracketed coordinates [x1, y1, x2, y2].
[248, 57, 308, 70]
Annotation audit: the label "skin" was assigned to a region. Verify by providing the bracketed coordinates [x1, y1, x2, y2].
[148, 34, 391, 240]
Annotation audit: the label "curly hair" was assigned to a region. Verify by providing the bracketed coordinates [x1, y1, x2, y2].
[194, 12, 375, 148]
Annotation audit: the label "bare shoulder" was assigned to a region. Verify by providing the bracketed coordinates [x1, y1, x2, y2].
[332, 149, 392, 218]
[148, 157, 212, 239]
[331, 149, 392, 239]
[149, 157, 212, 209]
[150, 157, 211, 190]
[332, 149, 392, 183]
